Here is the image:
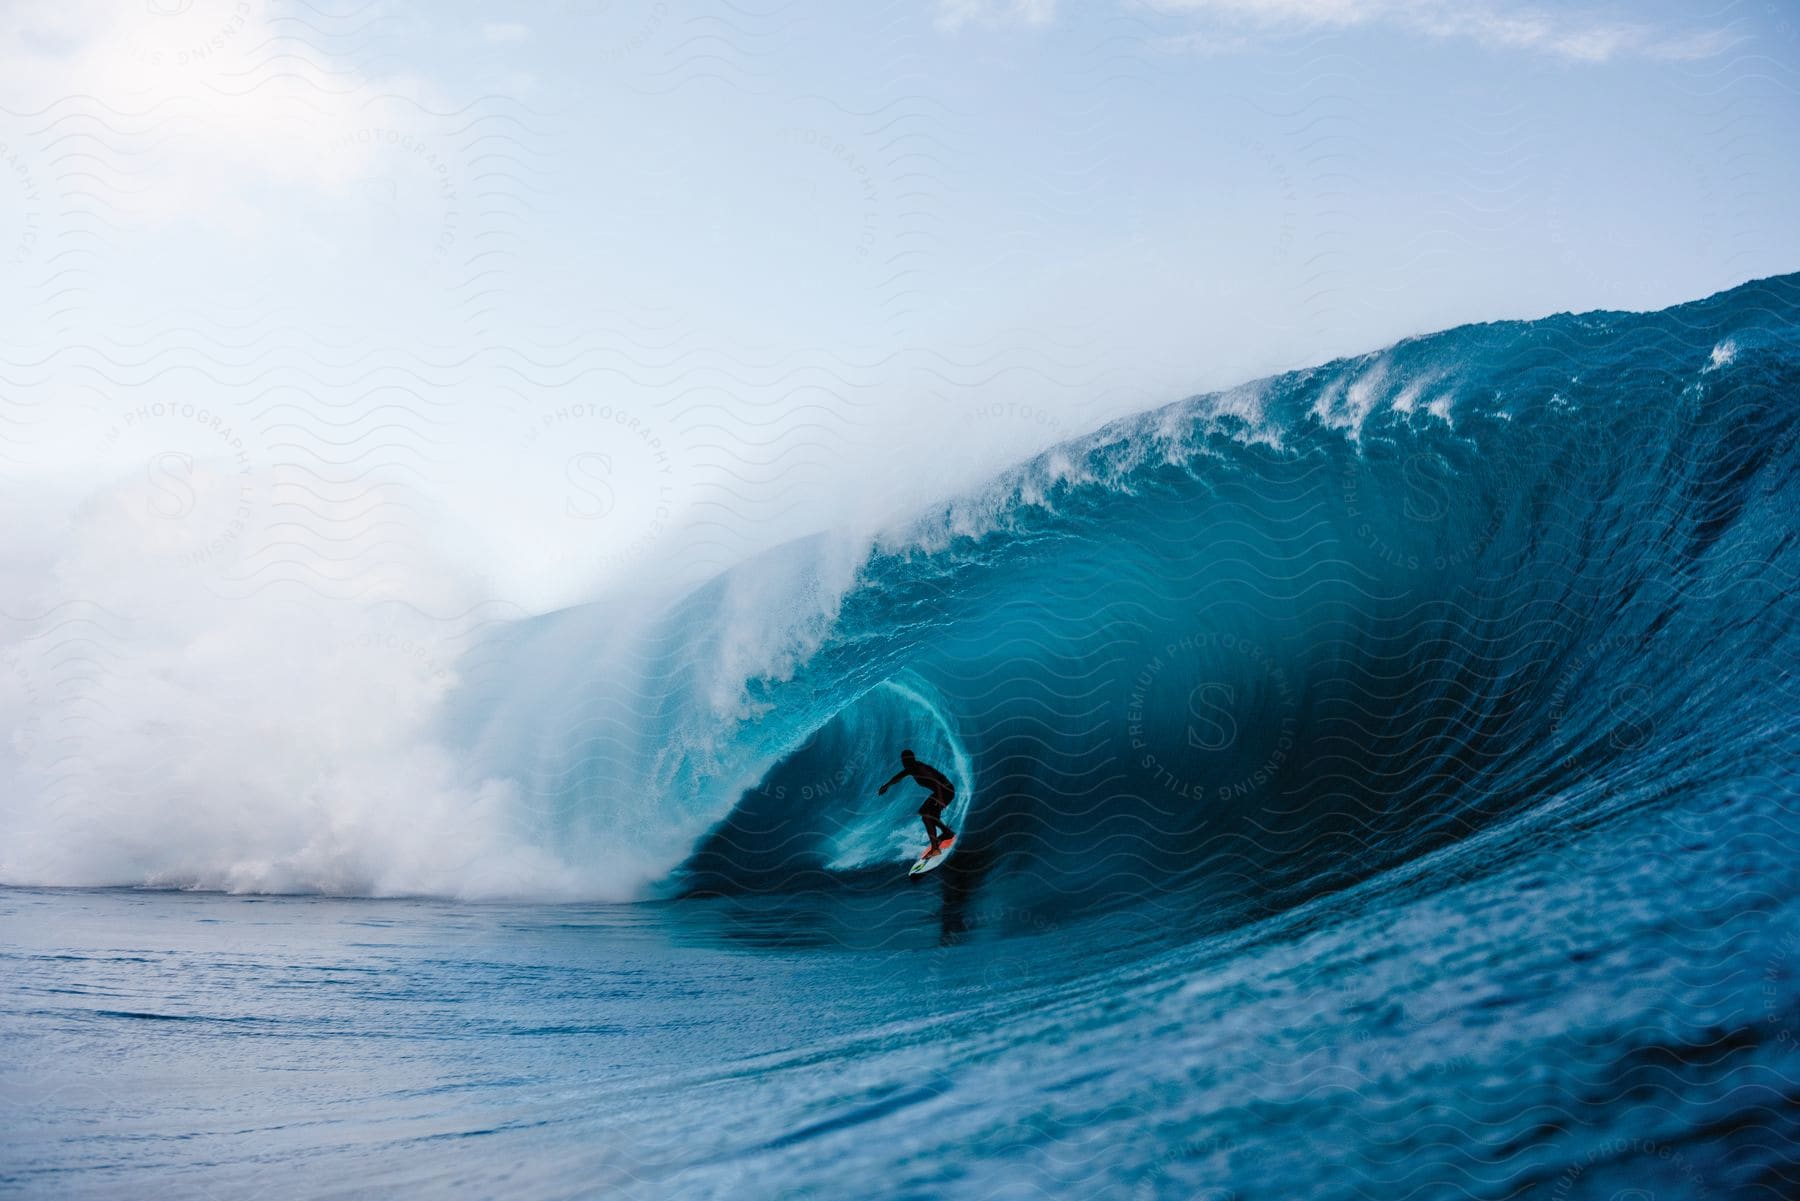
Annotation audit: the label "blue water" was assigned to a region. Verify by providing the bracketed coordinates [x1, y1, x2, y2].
[5, 275, 1800, 1198]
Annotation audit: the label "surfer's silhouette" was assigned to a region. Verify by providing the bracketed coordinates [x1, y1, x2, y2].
[879, 749, 957, 852]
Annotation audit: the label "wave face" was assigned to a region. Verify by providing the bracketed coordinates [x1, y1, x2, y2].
[462, 274, 1800, 924]
[6, 277, 1799, 1201]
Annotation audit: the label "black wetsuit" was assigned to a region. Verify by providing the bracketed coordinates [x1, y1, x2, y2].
[883, 758, 957, 848]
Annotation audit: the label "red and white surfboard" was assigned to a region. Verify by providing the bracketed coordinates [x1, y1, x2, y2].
[908, 836, 956, 877]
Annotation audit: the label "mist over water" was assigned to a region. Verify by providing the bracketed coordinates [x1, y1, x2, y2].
[7, 276, 1793, 924]
[2, 275, 1798, 1199]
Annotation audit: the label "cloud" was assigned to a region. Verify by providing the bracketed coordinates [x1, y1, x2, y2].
[1143, 0, 1737, 62]
[0, 0, 436, 229]
[937, 0, 1058, 32]
[482, 22, 532, 44]
[1152, 29, 1254, 55]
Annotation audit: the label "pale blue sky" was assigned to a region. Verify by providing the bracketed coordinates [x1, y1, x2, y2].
[2, 0, 1797, 605]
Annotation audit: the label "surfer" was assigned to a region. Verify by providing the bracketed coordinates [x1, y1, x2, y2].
[880, 749, 958, 852]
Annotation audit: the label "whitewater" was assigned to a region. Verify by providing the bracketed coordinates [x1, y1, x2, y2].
[3, 274, 1798, 1199]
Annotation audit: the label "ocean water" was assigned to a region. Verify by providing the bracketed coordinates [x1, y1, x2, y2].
[4, 275, 1800, 1198]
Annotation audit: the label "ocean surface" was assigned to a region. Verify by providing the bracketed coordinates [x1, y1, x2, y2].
[5, 275, 1800, 1198]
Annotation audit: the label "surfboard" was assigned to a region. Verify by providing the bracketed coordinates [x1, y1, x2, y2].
[909, 836, 956, 877]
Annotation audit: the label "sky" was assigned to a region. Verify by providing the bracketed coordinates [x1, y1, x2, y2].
[2, 0, 1798, 610]
[0, 0, 1797, 894]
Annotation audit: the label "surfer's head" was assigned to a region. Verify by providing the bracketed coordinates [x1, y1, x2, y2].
[900, 748, 915, 764]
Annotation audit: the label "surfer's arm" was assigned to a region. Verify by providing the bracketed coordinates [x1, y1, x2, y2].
[878, 769, 910, 795]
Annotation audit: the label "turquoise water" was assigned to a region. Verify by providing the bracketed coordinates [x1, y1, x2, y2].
[5, 769, 1797, 1198]
[5, 275, 1799, 1198]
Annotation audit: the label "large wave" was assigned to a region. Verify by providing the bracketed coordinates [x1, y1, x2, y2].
[2, 276, 1792, 907]
[449, 273, 1800, 918]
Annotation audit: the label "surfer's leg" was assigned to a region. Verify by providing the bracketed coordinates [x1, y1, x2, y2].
[932, 789, 956, 840]
[920, 802, 951, 849]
